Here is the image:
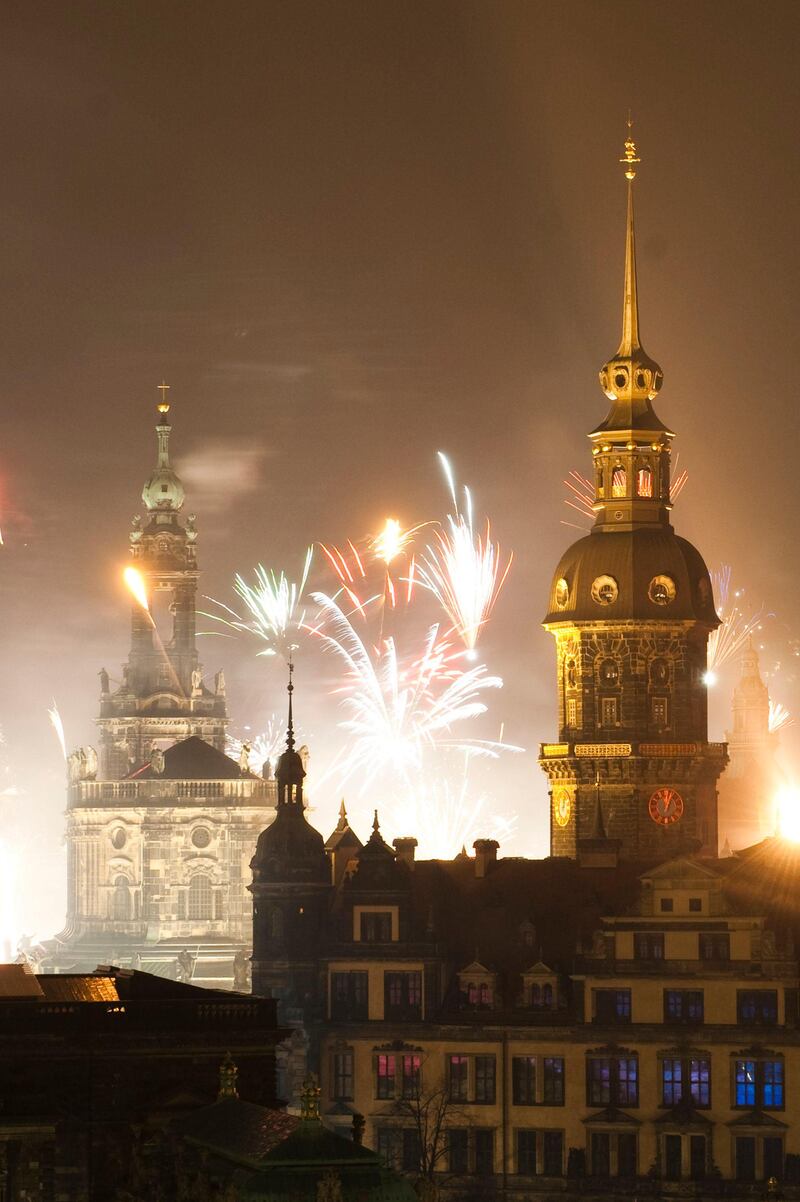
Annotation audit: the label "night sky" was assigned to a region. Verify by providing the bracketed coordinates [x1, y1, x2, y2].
[1, 0, 799, 937]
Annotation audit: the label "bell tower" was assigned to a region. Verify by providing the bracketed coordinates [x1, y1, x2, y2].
[539, 128, 728, 861]
[97, 386, 228, 779]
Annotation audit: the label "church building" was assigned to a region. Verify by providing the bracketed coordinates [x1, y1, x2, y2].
[45, 392, 277, 987]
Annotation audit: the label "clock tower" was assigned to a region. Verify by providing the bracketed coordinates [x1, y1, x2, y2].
[539, 130, 728, 861]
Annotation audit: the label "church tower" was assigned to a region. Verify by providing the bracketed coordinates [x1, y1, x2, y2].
[97, 387, 227, 779]
[718, 640, 779, 848]
[539, 130, 728, 861]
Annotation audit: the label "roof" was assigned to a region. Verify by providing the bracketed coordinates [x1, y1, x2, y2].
[544, 527, 719, 626]
[37, 975, 119, 1003]
[0, 964, 44, 999]
[261, 1119, 381, 1167]
[172, 1098, 299, 1165]
[127, 735, 250, 780]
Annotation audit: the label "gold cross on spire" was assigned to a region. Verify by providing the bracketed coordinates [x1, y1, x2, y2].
[157, 380, 170, 415]
[620, 112, 640, 181]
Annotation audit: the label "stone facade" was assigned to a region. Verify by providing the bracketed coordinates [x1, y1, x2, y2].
[47, 397, 276, 985]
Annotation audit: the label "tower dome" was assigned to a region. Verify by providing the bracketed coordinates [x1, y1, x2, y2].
[142, 387, 185, 511]
[538, 123, 728, 863]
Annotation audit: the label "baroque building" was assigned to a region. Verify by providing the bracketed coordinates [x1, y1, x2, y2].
[46, 392, 276, 987]
[538, 132, 728, 861]
[246, 135, 800, 1197]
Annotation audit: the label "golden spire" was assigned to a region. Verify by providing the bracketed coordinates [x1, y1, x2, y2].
[618, 117, 641, 357]
[157, 379, 171, 416]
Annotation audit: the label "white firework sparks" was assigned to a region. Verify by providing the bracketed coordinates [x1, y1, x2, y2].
[416, 453, 513, 653]
[306, 591, 521, 793]
[202, 547, 313, 656]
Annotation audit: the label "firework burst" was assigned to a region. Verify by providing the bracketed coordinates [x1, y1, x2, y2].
[769, 700, 794, 736]
[202, 547, 313, 656]
[705, 566, 764, 684]
[47, 702, 67, 761]
[306, 591, 520, 792]
[416, 453, 513, 654]
[227, 715, 286, 775]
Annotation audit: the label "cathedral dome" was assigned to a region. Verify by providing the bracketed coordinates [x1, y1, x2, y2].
[544, 527, 719, 627]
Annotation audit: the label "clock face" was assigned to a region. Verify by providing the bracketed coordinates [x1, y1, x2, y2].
[649, 787, 684, 826]
[554, 789, 571, 827]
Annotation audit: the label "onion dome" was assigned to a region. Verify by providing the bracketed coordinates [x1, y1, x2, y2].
[142, 384, 186, 512]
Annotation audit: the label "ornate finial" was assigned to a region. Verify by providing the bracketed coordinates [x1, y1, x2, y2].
[337, 799, 348, 830]
[217, 1052, 239, 1100]
[157, 380, 171, 416]
[620, 112, 640, 181]
[300, 1075, 321, 1121]
[372, 809, 380, 834]
[286, 653, 295, 751]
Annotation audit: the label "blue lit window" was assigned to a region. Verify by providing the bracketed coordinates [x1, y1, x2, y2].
[735, 1060, 756, 1107]
[763, 1061, 784, 1108]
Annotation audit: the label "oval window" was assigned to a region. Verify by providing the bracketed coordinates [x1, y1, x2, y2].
[649, 575, 677, 606]
[111, 828, 126, 850]
[192, 827, 211, 849]
[650, 658, 669, 686]
[555, 578, 569, 609]
[591, 575, 619, 606]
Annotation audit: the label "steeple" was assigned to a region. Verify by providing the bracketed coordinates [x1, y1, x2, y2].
[274, 657, 306, 806]
[595, 122, 667, 438]
[588, 122, 675, 532]
[142, 382, 185, 513]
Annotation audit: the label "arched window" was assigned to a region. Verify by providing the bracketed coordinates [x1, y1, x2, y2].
[188, 874, 213, 921]
[611, 466, 627, 498]
[637, 467, 653, 497]
[531, 983, 541, 1007]
[468, 982, 478, 1005]
[543, 983, 554, 1007]
[479, 982, 492, 1007]
[111, 876, 131, 921]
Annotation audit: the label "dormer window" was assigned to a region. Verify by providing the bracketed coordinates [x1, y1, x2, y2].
[458, 961, 497, 1011]
[522, 962, 558, 1010]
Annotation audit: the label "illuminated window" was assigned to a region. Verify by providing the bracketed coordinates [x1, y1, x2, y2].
[652, 697, 669, 727]
[737, 991, 778, 1025]
[637, 467, 653, 497]
[188, 874, 212, 920]
[661, 1057, 710, 1107]
[376, 1053, 396, 1099]
[401, 1054, 421, 1099]
[611, 466, 627, 497]
[733, 1058, 784, 1109]
[566, 699, 577, 727]
[664, 990, 704, 1023]
[601, 697, 619, 727]
[587, 1056, 638, 1107]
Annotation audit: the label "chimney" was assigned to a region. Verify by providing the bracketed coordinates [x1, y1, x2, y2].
[473, 839, 499, 878]
[393, 837, 418, 868]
